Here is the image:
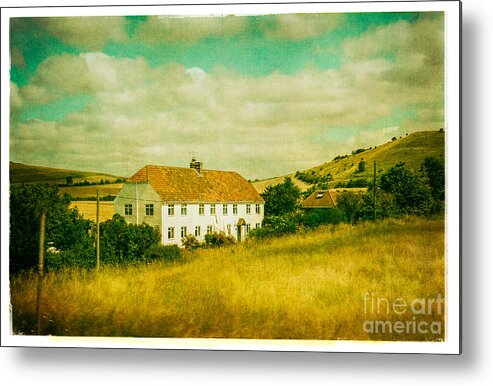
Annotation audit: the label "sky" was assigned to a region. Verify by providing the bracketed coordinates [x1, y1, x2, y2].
[9, 11, 444, 180]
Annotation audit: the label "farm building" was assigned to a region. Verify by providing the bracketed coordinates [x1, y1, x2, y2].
[114, 159, 264, 247]
[301, 189, 340, 209]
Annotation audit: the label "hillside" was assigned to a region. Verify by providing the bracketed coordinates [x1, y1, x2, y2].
[252, 130, 445, 192]
[9, 162, 123, 187]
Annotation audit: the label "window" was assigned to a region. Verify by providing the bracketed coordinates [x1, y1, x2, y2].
[246, 224, 251, 234]
[210, 204, 216, 215]
[246, 204, 251, 214]
[233, 204, 238, 215]
[124, 204, 132, 216]
[316, 192, 324, 199]
[207, 225, 213, 234]
[255, 204, 261, 214]
[168, 227, 175, 239]
[181, 226, 187, 238]
[223, 204, 228, 215]
[195, 226, 201, 237]
[168, 204, 175, 216]
[256, 223, 261, 228]
[227, 224, 231, 236]
[199, 204, 205, 215]
[145, 204, 154, 216]
[181, 204, 187, 216]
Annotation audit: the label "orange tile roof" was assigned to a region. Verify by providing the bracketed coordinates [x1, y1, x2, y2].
[129, 165, 264, 203]
[301, 190, 339, 209]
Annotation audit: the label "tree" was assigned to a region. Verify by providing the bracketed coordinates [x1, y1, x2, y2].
[100, 214, 160, 266]
[65, 176, 73, 185]
[379, 162, 434, 216]
[421, 157, 445, 201]
[261, 177, 301, 216]
[337, 191, 365, 223]
[357, 160, 366, 173]
[9, 184, 92, 274]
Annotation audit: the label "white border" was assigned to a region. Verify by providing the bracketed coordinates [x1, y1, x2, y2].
[0, 1, 461, 354]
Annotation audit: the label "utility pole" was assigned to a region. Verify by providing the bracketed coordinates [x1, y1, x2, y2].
[36, 209, 46, 335]
[373, 160, 377, 222]
[96, 189, 100, 270]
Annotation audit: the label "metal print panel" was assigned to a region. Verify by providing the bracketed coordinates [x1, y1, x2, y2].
[0, 1, 461, 353]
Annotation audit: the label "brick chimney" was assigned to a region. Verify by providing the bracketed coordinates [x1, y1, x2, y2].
[190, 157, 203, 174]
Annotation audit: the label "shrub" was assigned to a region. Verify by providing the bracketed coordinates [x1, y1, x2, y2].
[100, 214, 160, 266]
[181, 234, 200, 250]
[357, 160, 366, 173]
[304, 208, 344, 228]
[204, 232, 236, 247]
[144, 244, 181, 263]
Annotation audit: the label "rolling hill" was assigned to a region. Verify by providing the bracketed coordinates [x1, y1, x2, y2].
[9, 162, 123, 185]
[252, 130, 445, 193]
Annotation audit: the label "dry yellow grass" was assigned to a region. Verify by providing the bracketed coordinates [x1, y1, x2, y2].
[10, 217, 444, 341]
[69, 201, 115, 222]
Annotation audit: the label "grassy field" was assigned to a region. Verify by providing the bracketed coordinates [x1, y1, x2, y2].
[10, 217, 444, 341]
[69, 201, 115, 222]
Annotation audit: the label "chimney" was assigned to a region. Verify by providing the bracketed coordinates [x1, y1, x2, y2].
[190, 157, 203, 174]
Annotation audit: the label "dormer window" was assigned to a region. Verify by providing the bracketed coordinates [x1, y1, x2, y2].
[316, 192, 324, 199]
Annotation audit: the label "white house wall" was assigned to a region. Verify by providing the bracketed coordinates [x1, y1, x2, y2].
[162, 202, 264, 247]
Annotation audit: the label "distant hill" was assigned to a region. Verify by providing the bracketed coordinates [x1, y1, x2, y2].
[9, 162, 123, 185]
[252, 130, 445, 193]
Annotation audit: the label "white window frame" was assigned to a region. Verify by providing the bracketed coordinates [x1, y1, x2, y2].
[124, 204, 133, 216]
[145, 204, 154, 216]
[168, 227, 175, 239]
[168, 204, 175, 216]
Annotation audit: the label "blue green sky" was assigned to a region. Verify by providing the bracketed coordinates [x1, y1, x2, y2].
[10, 11, 443, 179]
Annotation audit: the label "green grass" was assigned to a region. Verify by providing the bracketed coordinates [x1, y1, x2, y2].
[10, 217, 444, 341]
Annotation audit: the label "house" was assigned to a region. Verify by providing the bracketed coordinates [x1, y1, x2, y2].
[301, 189, 339, 210]
[114, 159, 264, 247]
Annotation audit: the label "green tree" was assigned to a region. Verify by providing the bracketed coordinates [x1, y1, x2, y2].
[357, 160, 366, 173]
[9, 184, 92, 274]
[261, 177, 301, 216]
[100, 214, 160, 266]
[380, 162, 433, 216]
[337, 191, 365, 223]
[421, 157, 445, 201]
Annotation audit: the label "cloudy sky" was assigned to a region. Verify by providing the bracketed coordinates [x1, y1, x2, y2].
[9, 11, 444, 179]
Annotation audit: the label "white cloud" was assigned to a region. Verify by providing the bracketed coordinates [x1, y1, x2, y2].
[11, 15, 444, 179]
[260, 13, 345, 40]
[37, 17, 128, 51]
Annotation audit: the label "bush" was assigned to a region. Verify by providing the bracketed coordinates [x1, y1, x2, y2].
[204, 232, 236, 247]
[144, 244, 181, 263]
[100, 214, 160, 266]
[304, 208, 344, 228]
[181, 234, 200, 250]
[249, 213, 301, 240]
